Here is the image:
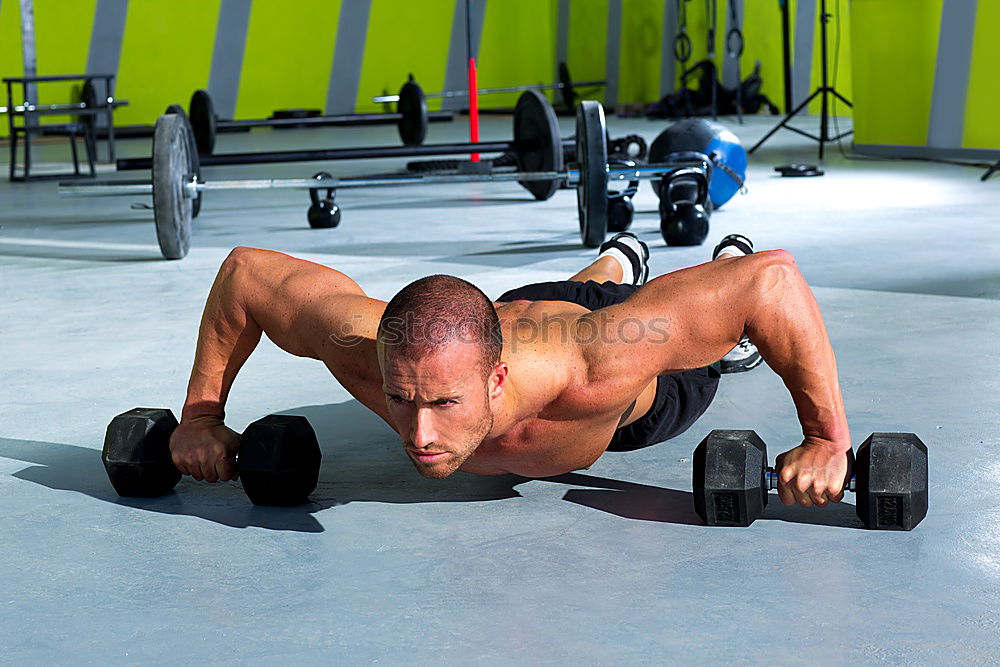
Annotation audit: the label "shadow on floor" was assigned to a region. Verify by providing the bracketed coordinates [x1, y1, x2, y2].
[545, 472, 864, 528]
[0, 399, 864, 533]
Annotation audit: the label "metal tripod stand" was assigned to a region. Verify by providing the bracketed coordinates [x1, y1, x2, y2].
[748, 0, 850, 159]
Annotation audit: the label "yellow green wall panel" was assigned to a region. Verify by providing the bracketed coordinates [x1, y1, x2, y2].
[963, 0, 1000, 150]
[617, 0, 664, 108]
[477, 0, 558, 110]
[850, 0, 942, 147]
[236, 0, 342, 121]
[355, 0, 455, 114]
[116, 0, 221, 126]
[0, 0, 23, 138]
[567, 0, 609, 105]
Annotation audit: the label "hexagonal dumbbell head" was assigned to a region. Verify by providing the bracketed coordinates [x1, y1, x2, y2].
[692, 430, 768, 526]
[855, 433, 928, 530]
[238, 415, 321, 506]
[103, 407, 181, 497]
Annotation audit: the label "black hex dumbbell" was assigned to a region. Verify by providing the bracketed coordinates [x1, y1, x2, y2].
[692, 430, 928, 530]
[102, 407, 322, 506]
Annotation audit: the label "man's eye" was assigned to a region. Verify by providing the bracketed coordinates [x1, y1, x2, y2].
[388, 395, 407, 404]
[436, 400, 456, 407]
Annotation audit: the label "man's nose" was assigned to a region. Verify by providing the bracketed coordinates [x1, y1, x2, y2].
[409, 408, 437, 449]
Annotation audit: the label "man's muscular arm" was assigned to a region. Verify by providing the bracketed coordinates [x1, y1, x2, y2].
[173, 246, 372, 482]
[580, 250, 851, 508]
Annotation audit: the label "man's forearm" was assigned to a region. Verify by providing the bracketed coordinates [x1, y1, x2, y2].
[181, 255, 263, 422]
[745, 256, 850, 450]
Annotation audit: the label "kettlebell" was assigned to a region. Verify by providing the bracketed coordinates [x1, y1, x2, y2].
[658, 166, 711, 246]
[307, 172, 341, 229]
[607, 159, 639, 233]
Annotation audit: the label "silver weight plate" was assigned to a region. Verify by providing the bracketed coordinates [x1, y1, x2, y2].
[152, 113, 193, 260]
[575, 100, 609, 248]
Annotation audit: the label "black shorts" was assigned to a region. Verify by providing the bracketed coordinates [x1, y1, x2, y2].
[496, 280, 720, 451]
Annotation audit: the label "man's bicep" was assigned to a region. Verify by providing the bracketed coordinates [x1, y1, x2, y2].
[234, 248, 379, 359]
[581, 262, 750, 378]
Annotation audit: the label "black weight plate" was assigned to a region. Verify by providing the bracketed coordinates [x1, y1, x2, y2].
[152, 114, 193, 259]
[188, 89, 216, 155]
[513, 90, 562, 201]
[165, 104, 202, 218]
[575, 101, 609, 248]
[396, 79, 428, 146]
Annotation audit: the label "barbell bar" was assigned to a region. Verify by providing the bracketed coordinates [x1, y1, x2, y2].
[373, 64, 604, 110]
[372, 80, 607, 104]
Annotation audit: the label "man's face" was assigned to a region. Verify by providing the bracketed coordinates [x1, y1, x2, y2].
[379, 340, 499, 479]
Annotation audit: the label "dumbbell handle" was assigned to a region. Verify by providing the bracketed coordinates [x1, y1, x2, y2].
[764, 468, 857, 492]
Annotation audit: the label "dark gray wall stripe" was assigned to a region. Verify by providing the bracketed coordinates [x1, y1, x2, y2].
[18, 0, 36, 140]
[604, 0, 622, 107]
[207, 0, 251, 120]
[86, 0, 128, 79]
[555, 0, 570, 85]
[722, 0, 743, 89]
[18, 0, 35, 78]
[791, 0, 815, 109]
[927, 0, 977, 148]
[441, 0, 487, 112]
[326, 0, 372, 114]
[659, 0, 677, 97]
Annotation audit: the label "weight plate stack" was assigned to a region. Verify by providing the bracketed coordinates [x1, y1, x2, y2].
[513, 89, 563, 201]
[575, 101, 609, 248]
[189, 89, 216, 156]
[396, 79, 429, 146]
[152, 114, 194, 260]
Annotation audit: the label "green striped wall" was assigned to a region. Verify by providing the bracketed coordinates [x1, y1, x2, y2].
[0, 1, 994, 152]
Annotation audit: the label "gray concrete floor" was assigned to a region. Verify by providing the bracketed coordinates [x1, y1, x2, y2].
[1, 111, 999, 665]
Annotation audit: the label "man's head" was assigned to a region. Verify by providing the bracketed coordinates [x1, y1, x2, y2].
[377, 275, 506, 478]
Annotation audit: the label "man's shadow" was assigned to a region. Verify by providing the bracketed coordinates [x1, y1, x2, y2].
[1, 400, 862, 532]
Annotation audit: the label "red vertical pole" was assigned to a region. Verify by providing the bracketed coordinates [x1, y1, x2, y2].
[468, 57, 480, 162]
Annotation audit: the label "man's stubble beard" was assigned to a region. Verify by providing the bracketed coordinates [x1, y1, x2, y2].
[416, 408, 495, 480]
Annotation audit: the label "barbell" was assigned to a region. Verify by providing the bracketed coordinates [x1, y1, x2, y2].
[118, 89, 575, 201]
[187, 80, 454, 155]
[59, 99, 711, 260]
[373, 64, 605, 112]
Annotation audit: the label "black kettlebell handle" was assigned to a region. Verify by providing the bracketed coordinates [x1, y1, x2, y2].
[661, 166, 710, 210]
[309, 171, 335, 207]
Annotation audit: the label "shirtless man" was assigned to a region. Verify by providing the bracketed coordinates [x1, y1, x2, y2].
[170, 233, 852, 509]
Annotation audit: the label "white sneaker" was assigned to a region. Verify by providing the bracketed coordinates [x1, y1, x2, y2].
[720, 335, 763, 374]
[598, 232, 650, 286]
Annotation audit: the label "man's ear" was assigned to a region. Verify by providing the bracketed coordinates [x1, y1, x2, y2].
[488, 362, 509, 400]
